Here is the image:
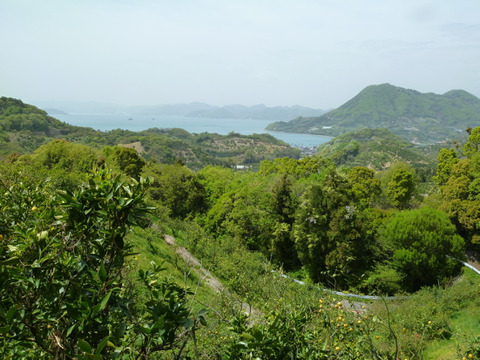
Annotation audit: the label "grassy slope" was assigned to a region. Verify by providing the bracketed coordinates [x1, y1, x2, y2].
[126, 223, 224, 309]
[422, 268, 480, 359]
[130, 215, 480, 358]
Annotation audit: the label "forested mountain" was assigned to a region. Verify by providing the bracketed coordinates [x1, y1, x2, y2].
[267, 83, 480, 144]
[0, 97, 300, 169]
[0, 97, 92, 154]
[0, 97, 75, 134]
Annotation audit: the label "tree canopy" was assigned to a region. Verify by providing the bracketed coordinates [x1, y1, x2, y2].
[379, 207, 465, 292]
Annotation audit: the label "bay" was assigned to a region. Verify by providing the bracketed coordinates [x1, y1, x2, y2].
[53, 113, 330, 148]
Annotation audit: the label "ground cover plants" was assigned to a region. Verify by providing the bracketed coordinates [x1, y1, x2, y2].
[173, 216, 480, 359]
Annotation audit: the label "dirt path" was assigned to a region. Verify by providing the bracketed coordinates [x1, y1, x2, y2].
[164, 234, 368, 315]
[163, 235, 259, 316]
[164, 235, 227, 294]
[164, 234, 480, 317]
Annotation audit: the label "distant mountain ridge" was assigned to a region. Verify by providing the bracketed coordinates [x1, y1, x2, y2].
[39, 101, 326, 121]
[185, 104, 327, 120]
[266, 83, 480, 144]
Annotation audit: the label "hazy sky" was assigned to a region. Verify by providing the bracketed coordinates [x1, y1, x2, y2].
[1, 0, 480, 109]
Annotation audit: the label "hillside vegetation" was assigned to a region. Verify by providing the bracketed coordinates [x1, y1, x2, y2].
[267, 83, 480, 144]
[1, 98, 480, 359]
[315, 128, 438, 179]
[0, 97, 300, 169]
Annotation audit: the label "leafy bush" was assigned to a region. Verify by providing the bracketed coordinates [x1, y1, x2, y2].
[0, 169, 204, 359]
[361, 264, 404, 295]
[379, 208, 465, 292]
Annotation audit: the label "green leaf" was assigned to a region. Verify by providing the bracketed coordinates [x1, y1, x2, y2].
[36, 230, 48, 240]
[77, 339, 93, 354]
[321, 337, 328, 351]
[238, 341, 249, 349]
[95, 336, 110, 355]
[92, 291, 112, 315]
[98, 265, 107, 283]
[198, 308, 208, 316]
[3, 256, 19, 264]
[66, 323, 76, 337]
[181, 318, 194, 329]
[57, 190, 76, 203]
[138, 325, 152, 335]
[7, 245, 18, 252]
[241, 332, 255, 342]
[251, 327, 264, 341]
[6, 305, 17, 324]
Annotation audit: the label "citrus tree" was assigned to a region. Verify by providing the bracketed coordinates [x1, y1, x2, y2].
[0, 169, 203, 359]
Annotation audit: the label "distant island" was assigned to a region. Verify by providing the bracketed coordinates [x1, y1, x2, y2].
[184, 103, 327, 120]
[266, 83, 480, 144]
[39, 101, 327, 121]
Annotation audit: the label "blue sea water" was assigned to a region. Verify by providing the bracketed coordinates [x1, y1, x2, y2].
[53, 113, 330, 148]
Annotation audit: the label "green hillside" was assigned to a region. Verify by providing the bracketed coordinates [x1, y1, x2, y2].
[2, 129, 480, 358]
[3, 97, 480, 358]
[0, 97, 300, 168]
[267, 83, 480, 144]
[0, 97, 92, 154]
[0, 95, 480, 360]
[316, 128, 435, 176]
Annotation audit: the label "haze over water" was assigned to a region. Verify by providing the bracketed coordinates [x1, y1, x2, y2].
[53, 112, 330, 148]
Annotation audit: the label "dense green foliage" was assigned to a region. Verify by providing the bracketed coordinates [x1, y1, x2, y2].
[143, 162, 206, 218]
[383, 162, 418, 209]
[0, 169, 205, 359]
[176, 219, 480, 359]
[293, 170, 373, 286]
[267, 83, 479, 144]
[315, 128, 437, 178]
[1, 97, 480, 358]
[437, 127, 480, 248]
[378, 208, 465, 292]
[197, 156, 461, 293]
[0, 97, 72, 134]
[0, 97, 89, 155]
